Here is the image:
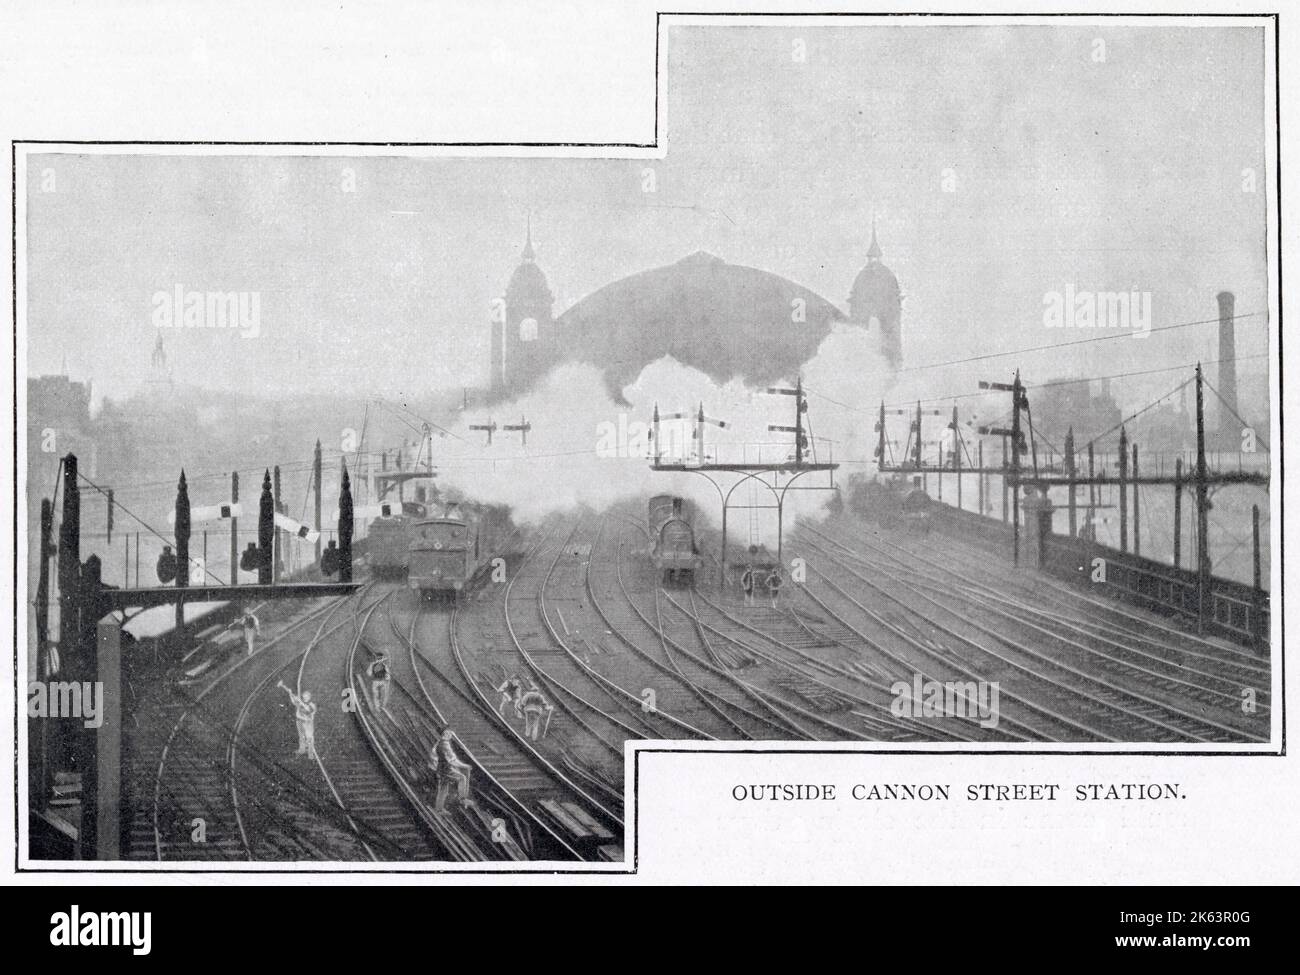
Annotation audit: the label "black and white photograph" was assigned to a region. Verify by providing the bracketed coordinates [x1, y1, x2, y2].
[3, 3, 1293, 895]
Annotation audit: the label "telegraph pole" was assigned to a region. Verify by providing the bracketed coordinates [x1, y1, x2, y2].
[1118, 427, 1128, 553]
[58, 454, 80, 679]
[230, 471, 239, 586]
[1010, 372, 1023, 566]
[1065, 428, 1077, 538]
[1195, 363, 1212, 633]
[313, 440, 323, 566]
[174, 471, 190, 635]
[913, 400, 923, 472]
[1173, 457, 1182, 568]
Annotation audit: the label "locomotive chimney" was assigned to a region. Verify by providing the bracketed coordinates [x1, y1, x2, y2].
[1217, 291, 1240, 450]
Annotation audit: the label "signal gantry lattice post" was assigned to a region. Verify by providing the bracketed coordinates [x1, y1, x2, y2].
[650, 384, 838, 587]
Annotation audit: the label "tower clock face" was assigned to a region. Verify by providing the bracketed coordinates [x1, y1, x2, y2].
[519, 317, 539, 341]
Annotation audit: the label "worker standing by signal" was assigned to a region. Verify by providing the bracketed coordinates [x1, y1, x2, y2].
[230, 606, 261, 656]
[277, 682, 318, 759]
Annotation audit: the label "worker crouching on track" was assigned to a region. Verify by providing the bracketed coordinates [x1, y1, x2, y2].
[277, 682, 318, 759]
[517, 685, 554, 741]
[431, 729, 474, 813]
[496, 677, 555, 741]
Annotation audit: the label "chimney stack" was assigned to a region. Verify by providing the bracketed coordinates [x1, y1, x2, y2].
[1216, 291, 1240, 450]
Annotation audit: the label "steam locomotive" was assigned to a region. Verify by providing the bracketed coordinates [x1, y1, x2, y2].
[648, 494, 703, 584]
[846, 473, 935, 533]
[366, 500, 431, 577]
[408, 501, 513, 597]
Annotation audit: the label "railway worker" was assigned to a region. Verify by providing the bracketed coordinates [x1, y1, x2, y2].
[496, 676, 523, 719]
[517, 686, 554, 741]
[431, 729, 473, 812]
[277, 682, 319, 759]
[741, 565, 756, 607]
[766, 567, 784, 608]
[231, 606, 261, 656]
[368, 651, 393, 714]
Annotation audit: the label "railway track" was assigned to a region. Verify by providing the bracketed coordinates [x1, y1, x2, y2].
[533, 515, 721, 741]
[794, 524, 1268, 744]
[564, 512, 804, 741]
[888, 523, 1272, 681]
[667, 587, 999, 743]
[783, 540, 1130, 741]
[144, 584, 412, 861]
[286, 588, 446, 860]
[820, 526, 1272, 714]
[604, 519, 870, 741]
[386, 574, 625, 861]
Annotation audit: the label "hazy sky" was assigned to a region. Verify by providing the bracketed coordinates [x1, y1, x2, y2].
[26, 23, 1270, 412]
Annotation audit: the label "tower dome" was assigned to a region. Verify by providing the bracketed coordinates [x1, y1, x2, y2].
[847, 217, 902, 369]
[505, 216, 554, 307]
[490, 215, 558, 396]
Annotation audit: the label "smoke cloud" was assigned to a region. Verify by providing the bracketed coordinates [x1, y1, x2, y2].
[431, 323, 898, 546]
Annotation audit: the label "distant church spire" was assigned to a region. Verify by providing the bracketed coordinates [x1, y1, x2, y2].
[521, 211, 536, 262]
[867, 212, 882, 263]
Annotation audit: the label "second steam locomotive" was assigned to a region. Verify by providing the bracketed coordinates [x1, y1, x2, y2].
[648, 494, 703, 584]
